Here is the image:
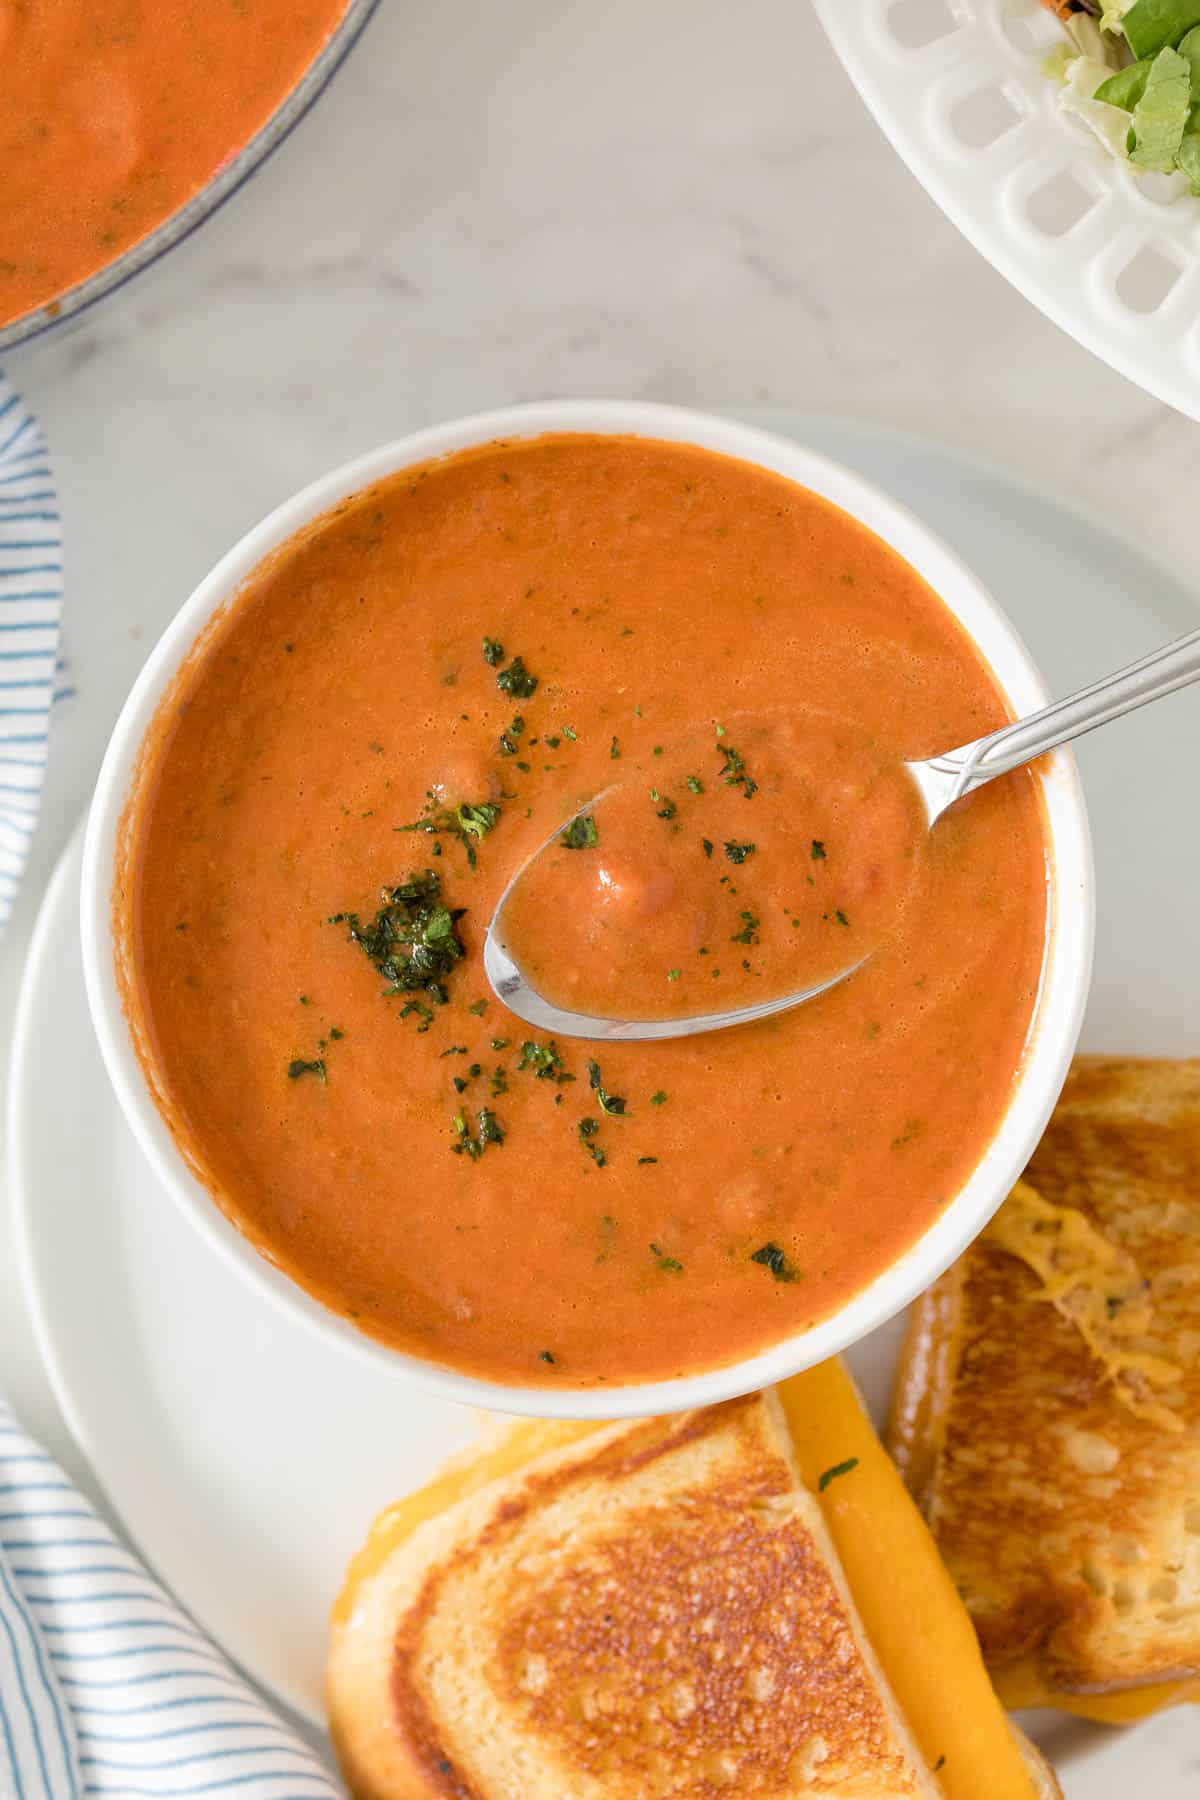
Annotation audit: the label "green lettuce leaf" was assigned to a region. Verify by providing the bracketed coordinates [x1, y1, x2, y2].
[1095, 56, 1155, 108]
[1177, 126, 1200, 186]
[1127, 44, 1192, 168]
[1122, 0, 1200, 60]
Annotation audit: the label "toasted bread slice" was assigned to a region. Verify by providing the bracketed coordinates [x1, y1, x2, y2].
[331, 1393, 943, 1798]
[329, 1385, 1060, 1799]
[891, 1056, 1200, 1698]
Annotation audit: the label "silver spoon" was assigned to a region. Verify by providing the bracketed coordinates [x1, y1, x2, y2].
[484, 626, 1200, 1042]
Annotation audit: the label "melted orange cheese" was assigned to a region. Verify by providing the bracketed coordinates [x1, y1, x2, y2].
[778, 1359, 1039, 1800]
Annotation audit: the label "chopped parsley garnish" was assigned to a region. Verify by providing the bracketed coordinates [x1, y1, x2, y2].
[638, 1156, 658, 1165]
[396, 798, 501, 868]
[491, 1036, 510, 1050]
[656, 797, 678, 821]
[451, 1106, 505, 1160]
[329, 1026, 344, 1041]
[544, 735, 560, 749]
[399, 998, 435, 1032]
[452, 1076, 469, 1093]
[468, 997, 488, 1016]
[724, 840, 755, 864]
[834, 908, 850, 927]
[587, 1060, 627, 1116]
[811, 839, 826, 861]
[717, 740, 758, 799]
[610, 735, 621, 759]
[561, 813, 599, 850]
[562, 725, 577, 741]
[750, 1242, 801, 1283]
[287, 1057, 326, 1082]
[667, 968, 680, 981]
[818, 1457, 859, 1492]
[539, 1350, 556, 1365]
[732, 911, 760, 945]
[439, 1044, 468, 1057]
[491, 1066, 509, 1096]
[686, 775, 704, 794]
[498, 715, 525, 756]
[650, 1242, 683, 1274]
[650, 1090, 667, 1106]
[496, 654, 538, 698]
[482, 636, 504, 666]
[518, 1039, 565, 1080]
[331, 870, 465, 1000]
[701, 838, 714, 859]
[578, 1116, 607, 1167]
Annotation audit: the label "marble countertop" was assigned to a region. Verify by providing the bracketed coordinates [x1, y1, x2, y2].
[1, 2, 1197, 1791]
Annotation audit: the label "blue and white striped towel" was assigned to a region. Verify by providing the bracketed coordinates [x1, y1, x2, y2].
[0, 1397, 344, 1799]
[0, 372, 70, 940]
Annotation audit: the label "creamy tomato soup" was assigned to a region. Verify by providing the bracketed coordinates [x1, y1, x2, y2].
[115, 435, 1048, 1388]
[0, 0, 349, 329]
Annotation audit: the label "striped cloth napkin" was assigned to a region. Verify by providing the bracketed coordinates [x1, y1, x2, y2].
[0, 373, 69, 939]
[0, 1397, 345, 1798]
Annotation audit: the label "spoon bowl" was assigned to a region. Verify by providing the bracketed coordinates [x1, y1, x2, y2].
[488, 627, 1200, 1042]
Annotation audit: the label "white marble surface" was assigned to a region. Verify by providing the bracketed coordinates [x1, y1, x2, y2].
[1, 1, 1197, 1791]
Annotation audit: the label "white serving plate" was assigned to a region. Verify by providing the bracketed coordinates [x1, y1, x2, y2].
[814, 0, 1200, 421]
[11, 417, 1200, 1789]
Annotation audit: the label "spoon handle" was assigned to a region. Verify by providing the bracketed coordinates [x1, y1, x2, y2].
[932, 625, 1200, 804]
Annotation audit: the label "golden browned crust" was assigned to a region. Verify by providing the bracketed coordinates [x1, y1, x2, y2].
[330, 1394, 940, 1798]
[891, 1056, 1200, 1695]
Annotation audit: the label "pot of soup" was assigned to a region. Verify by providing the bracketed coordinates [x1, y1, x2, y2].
[0, 0, 378, 350]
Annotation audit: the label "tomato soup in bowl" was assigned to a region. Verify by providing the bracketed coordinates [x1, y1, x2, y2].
[81, 403, 1093, 1418]
[0, 0, 376, 348]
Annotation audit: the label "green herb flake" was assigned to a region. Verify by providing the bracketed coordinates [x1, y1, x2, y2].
[657, 797, 678, 821]
[817, 1457, 860, 1493]
[496, 654, 538, 699]
[610, 735, 621, 759]
[561, 813, 599, 850]
[650, 1090, 667, 1106]
[468, 998, 489, 1017]
[544, 735, 561, 750]
[702, 838, 714, 859]
[650, 1242, 684, 1274]
[587, 1059, 627, 1116]
[811, 839, 826, 861]
[451, 1106, 505, 1160]
[638, 1156, 658, 1165]
[667, 967, 681, 981]
[518, 1039, 565, 1080]
[750, 1242, 801, 1283]
[482, 636, 504, 666]
[287, 1058, 326, 1082]
[331, 869, 466, 1002]
[732, 911, 760, 946]
[686, 775, 704, 794]
[396, 798, 501, 868]
[834, 908, 850, 927]
[562, 725, 578, 742]
[724, 840, 756, 864]
[717, 740, 758, 799]
[491, 1036, 510, 1050]
[578, 1116, 607, 1167]
[539, 1349, 556, 1365]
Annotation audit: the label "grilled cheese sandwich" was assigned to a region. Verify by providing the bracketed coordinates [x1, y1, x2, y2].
[329, 1363, 1058, 1798]
[891, 1056, 1200, 1715]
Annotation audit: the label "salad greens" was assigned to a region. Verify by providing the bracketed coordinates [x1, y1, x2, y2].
[1048, 3, 1200, 190]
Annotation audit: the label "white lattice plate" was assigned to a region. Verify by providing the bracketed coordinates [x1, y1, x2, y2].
[814, 0, 1200, 419]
